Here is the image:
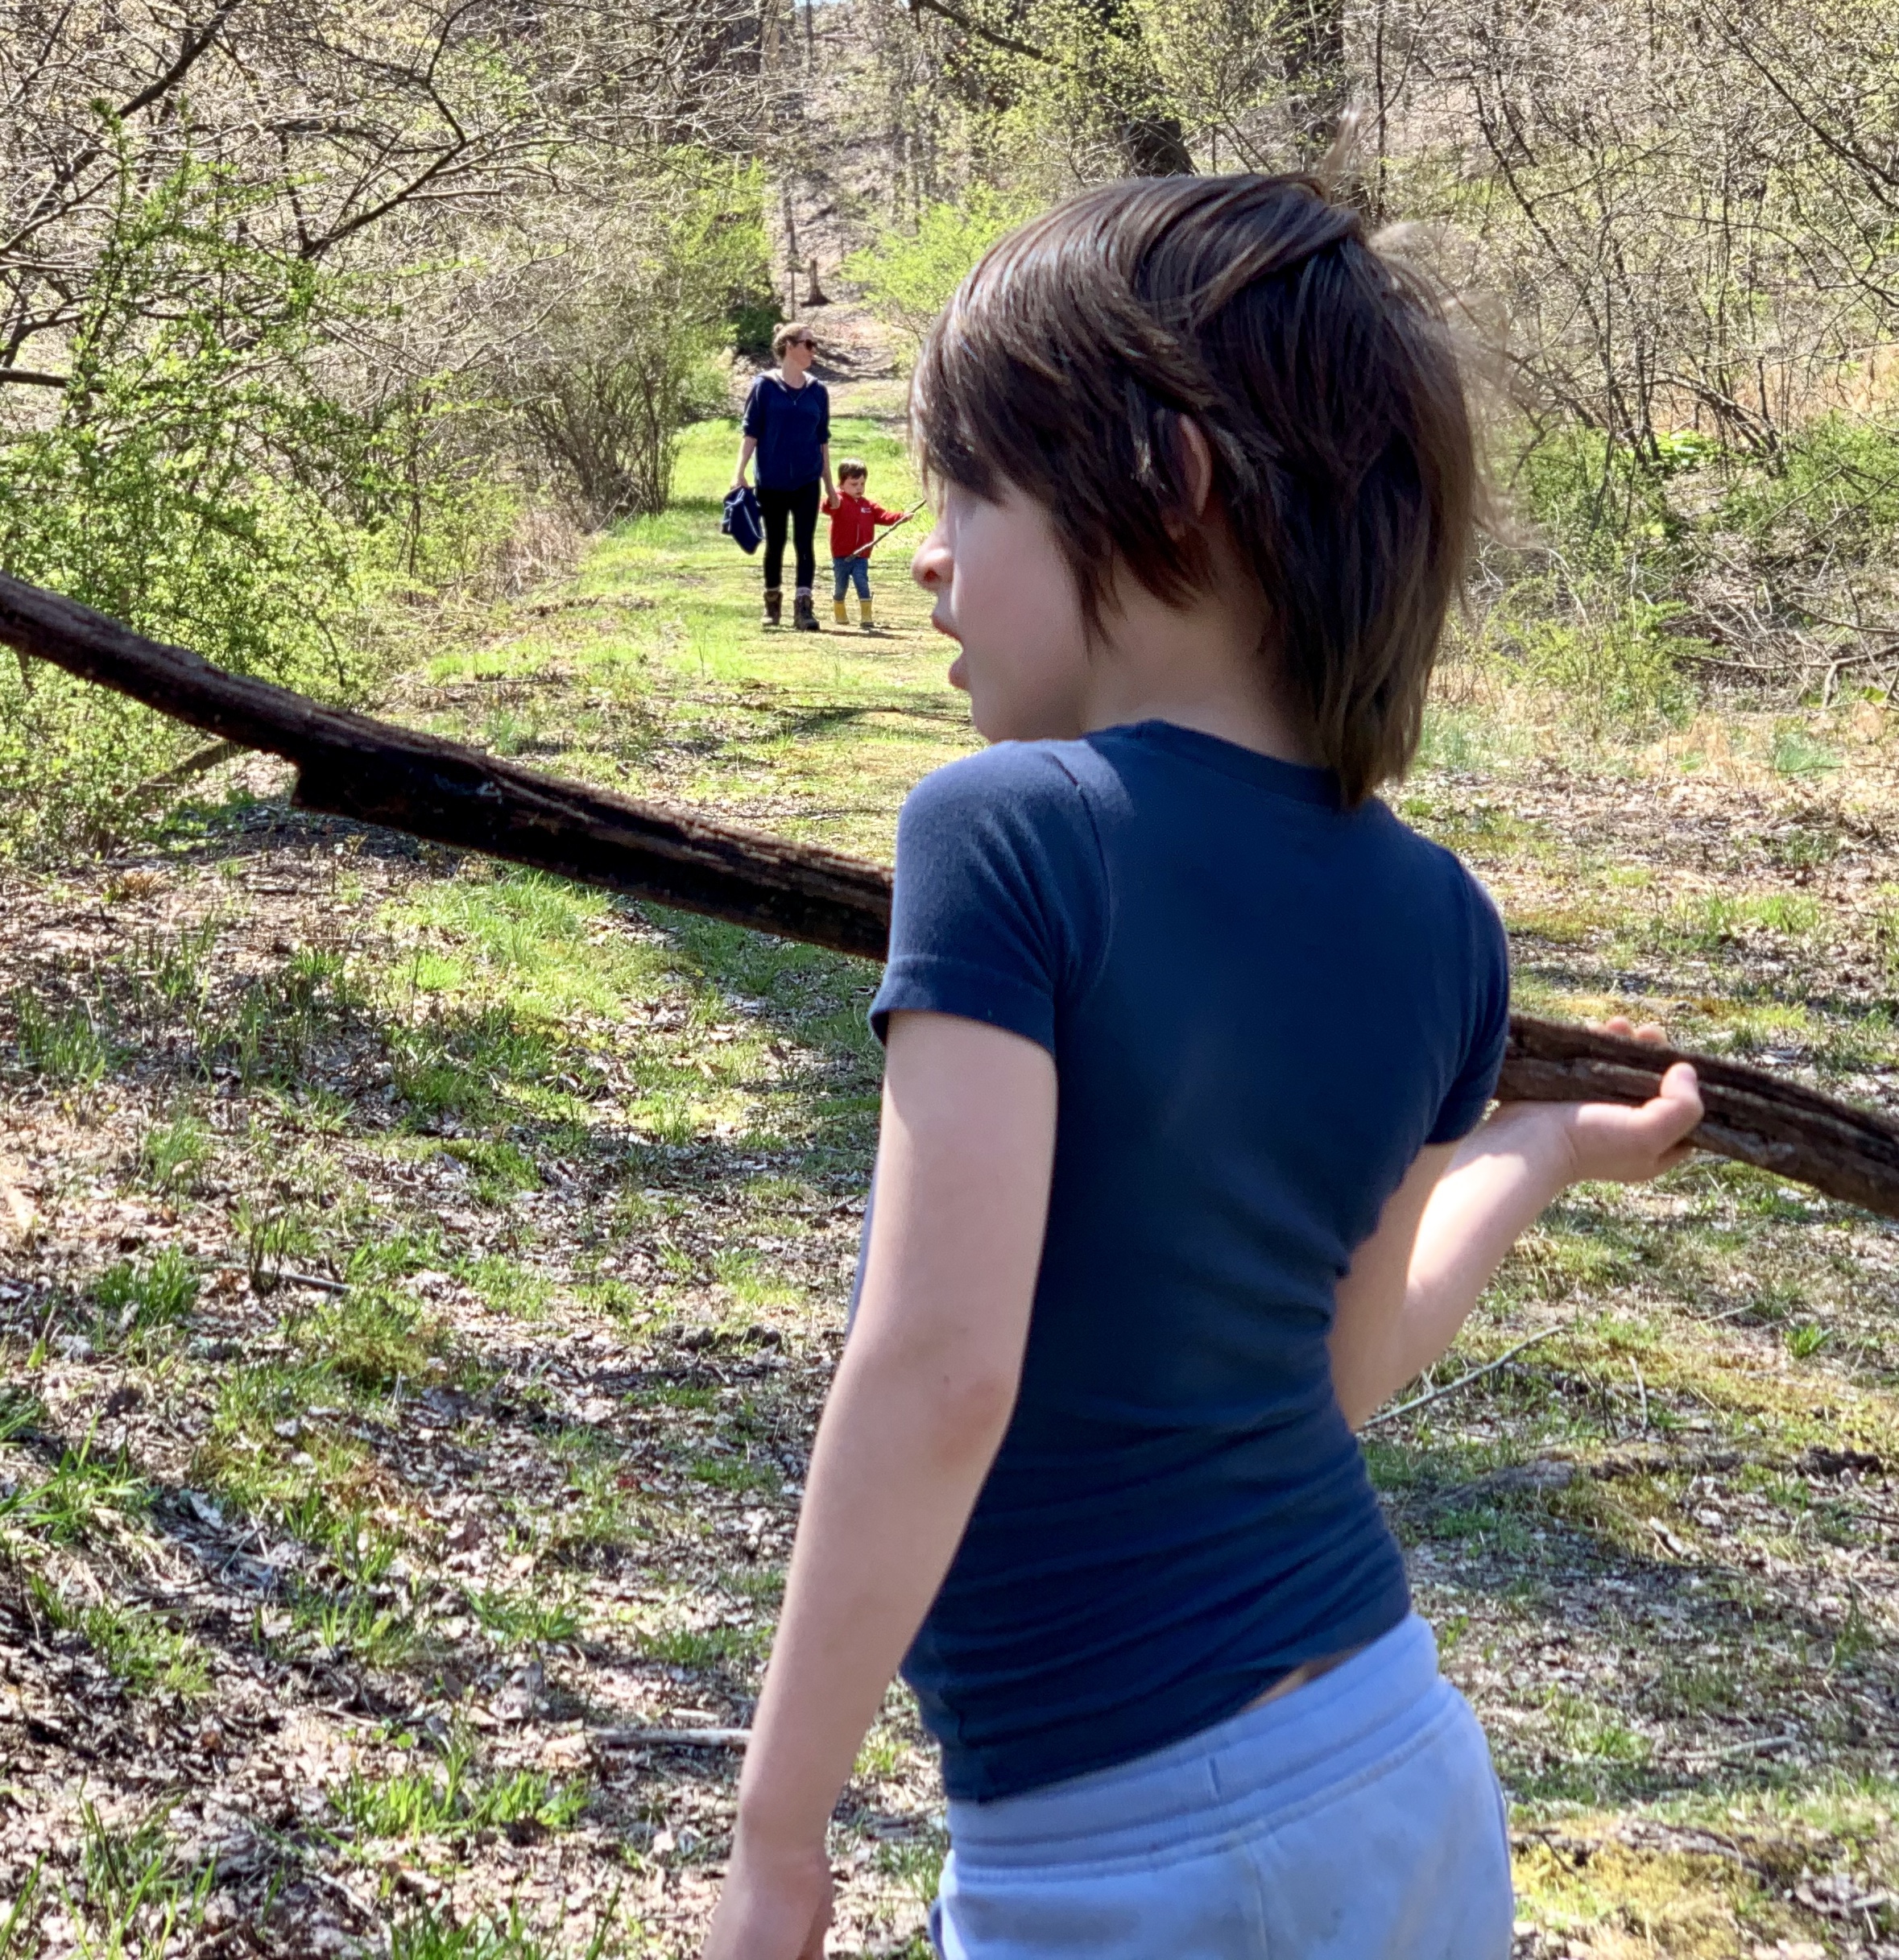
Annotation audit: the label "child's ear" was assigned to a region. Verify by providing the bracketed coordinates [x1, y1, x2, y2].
[1175, 420, 1216, 522]
[1161, 420, 1217, 540]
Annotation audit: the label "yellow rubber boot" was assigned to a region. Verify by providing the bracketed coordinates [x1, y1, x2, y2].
[859, 598, 875, 629]
[834, 598, 850, 625]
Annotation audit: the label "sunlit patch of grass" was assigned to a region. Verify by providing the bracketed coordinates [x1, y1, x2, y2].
[638, 1383, 717, 1412]
[136, 1108, 214, 1193]
[92, 1247, 197, 1346]
[288, 1582, 420, 1668]
[1649, 889, 1824, 955]
[542, 1438, 644, 1565]
[460, 1584, 582, 1648]
[871, 1828, 948, 1909]
[0, 1432, 152, 1545]
[1770, 723, 1842, 777]
[687, 1451, 779, 1495]
[442, 1134, 540, 1202]
[64, 1800, 217, 1956]
[387, 1900, 621, 1960]
[8, 990, 114, 1085]
[711, 1248, 801, 1310]
[634, 1619, 763, 1669]
[461, 1255, 553, 1319]
[329, 1731, 586, 1843]
[345, 1226, 449, 1284]
[292, 1283, 458, 1392]
[30, 1578, 210, 1700]
[197, 1368, 421, 1591]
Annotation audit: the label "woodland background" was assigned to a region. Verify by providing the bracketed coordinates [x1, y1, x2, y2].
[4, 0, 1898, 841]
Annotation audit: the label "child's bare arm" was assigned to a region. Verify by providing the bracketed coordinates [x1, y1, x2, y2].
[1330, 1024, 1702, 1429]
[701, 1010, 1057, 1960]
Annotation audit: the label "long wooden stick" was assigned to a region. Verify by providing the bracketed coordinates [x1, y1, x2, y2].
[6, 569, 1899, 1218]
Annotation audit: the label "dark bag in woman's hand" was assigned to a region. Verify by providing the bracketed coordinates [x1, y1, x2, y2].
[722, 486, 764, 555]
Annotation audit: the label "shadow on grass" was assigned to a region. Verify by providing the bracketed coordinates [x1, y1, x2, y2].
[1376, 1431, 1899, 1805]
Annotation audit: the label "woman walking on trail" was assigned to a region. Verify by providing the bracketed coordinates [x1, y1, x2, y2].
[734, 322, 834, 631]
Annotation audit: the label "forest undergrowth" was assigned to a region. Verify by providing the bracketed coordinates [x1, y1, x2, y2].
[6, 418, 1899, 1958]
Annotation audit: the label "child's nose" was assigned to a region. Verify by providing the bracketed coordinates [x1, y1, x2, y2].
[911, 528, 950, 591]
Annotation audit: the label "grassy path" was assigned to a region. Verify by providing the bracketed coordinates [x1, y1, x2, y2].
[4, 423, 1899, 1956]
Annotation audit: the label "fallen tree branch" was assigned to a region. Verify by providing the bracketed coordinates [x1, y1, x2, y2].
[7, 569, 1899, 1218]
[0, 572, 891, 961]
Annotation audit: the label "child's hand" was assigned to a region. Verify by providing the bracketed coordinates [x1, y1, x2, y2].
[701, 1831, 832, 1959]
[823, 491, 839, 512]
[1500, 1017, 1703, 1188]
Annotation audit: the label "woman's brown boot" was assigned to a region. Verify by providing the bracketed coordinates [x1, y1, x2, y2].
[762, 587, 782, 626]
[792, 590, 819, 632]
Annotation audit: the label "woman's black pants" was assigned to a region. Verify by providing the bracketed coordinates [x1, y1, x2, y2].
[758, 480, 821, 591]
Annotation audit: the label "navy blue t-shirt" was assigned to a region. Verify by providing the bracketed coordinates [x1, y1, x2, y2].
[742, 373, 830, 490]
[867, 722, 1510, 1802]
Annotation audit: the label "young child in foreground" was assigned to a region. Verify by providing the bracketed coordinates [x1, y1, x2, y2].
[701, 174, 1702, 1960]
[825, 460, 904, 628]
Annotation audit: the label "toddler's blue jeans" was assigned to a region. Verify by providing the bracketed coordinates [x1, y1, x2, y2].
[833, 554, 871, 602]
[928, 1614, 1512, 1960]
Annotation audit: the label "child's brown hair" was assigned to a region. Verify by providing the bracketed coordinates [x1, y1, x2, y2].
[837, 458, 869, 485]
[911, 175, 1480, 804]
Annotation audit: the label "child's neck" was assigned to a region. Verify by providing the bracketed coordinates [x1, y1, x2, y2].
[1078, 557, 1318, 771]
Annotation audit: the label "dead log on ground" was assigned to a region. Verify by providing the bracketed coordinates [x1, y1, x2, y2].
[6, 569, 1899, 1219]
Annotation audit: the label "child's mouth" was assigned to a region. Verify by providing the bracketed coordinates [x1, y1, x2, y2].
[931, 614, 961, 643]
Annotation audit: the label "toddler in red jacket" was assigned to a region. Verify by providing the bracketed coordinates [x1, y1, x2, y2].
[825, 461, 904, 627]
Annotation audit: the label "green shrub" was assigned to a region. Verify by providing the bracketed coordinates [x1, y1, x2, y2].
[843, 188, 1038, 354]
[0, 126, 520, 858]
[1487, 591, 1695, 732]
[1514, 426, 1687, 573]
[1719, 414, 1899, 563]
[505, 155, 773, 524]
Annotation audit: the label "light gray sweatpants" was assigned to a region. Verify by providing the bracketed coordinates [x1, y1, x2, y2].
[929, 1615, 1513, 1960]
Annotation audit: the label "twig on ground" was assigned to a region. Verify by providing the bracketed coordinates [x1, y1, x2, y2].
[221, 1267, 349, 1296]
[1364, 1329, 1562, 1431]
[592, 1726, 751, 1749]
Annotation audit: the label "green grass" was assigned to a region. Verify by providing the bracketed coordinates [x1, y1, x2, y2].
[93, 1247, 197, 1345]
[0, 1386, 47, 1445]
[31, 1578, 210, 1700]
[0, 1433, 152, 1546]
[288, 1284, 459, 1393]
[19, 396, 1899, 1959]
[9, 990, 113, 1085]
[418, 420, 974, 865]
[329, 1733, 586, 1843]
[460, 1584, 583, 1648]
[634, 1620, 762, 1669]
[387, 1903, 621, 1960]
[64, 1801, 217, 1956]
[136, 1109, 214, 1193]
